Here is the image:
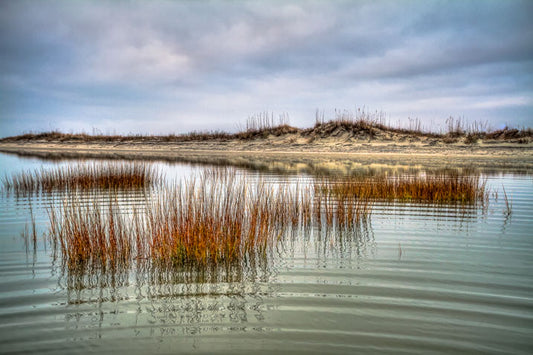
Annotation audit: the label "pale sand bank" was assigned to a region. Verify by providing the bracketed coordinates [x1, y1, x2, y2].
[1, 139, 532, 175]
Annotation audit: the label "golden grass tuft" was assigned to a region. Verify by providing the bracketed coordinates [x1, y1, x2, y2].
[3, 162, 160, 194]
[48, 195, 133, 271]
[47, 168, 372, 271]
[45, 167, 487, 275]
[318, 170, 487, 204]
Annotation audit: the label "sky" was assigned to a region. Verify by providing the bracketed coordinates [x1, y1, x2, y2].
[0, 0, 532, 137]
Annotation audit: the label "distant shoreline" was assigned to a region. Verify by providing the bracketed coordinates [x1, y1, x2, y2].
[1, 139, 532, 174]
[2, 120, 531, 173]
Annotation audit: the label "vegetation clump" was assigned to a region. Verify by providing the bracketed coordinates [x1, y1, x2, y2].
[1, 109, 530, 144]
[47, 168, 372, 271]
[318, 170, 487, 204]
[3, 162, 160, 194]
[41, 166, 487, 274]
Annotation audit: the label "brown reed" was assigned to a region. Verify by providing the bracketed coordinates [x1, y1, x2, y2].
[313, 183, 372, 228]
[3, 162, 160, 194]
[44, 167, 487, 274]
[48, 194, 133, 271]
[47, 168, 372, 271]
[502, 185, 512, 216]
[317, 170, 487, 204]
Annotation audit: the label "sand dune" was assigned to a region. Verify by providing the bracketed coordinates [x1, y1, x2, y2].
[1, 122, 532, 174]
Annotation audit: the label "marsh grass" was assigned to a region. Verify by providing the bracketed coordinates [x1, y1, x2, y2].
[47, 168, 373, 272]
[3, 162, 160, 195]
[143, 170, 281, 268]
[48, 194, 133, 271]
[44, 166, 487, 280]
[317, 171, 487, 205]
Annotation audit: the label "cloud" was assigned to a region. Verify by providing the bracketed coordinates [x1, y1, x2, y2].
[0, 0, 532, 137]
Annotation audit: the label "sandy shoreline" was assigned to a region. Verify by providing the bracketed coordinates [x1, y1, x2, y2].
[1, 139, 532, 174]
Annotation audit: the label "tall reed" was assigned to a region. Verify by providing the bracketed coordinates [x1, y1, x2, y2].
[47, 168, 373, 272]
[502, 185, 512, 216]
[43, 167, 487, 273]
[48, 193, 133, 271]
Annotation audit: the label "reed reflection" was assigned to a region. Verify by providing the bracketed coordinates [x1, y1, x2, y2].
[280, 222, 376, 267]
[57, 256, 275, 341]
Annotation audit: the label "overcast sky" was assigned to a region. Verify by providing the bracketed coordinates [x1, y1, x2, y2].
[1, 0, 532, 137]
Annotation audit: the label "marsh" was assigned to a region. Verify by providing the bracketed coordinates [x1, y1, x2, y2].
[0, 153, 531, 354]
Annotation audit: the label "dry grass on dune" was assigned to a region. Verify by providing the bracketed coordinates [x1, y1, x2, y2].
[2, 110, 531, 144]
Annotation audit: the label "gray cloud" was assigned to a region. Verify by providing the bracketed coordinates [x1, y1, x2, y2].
[1, 0, 532, 136]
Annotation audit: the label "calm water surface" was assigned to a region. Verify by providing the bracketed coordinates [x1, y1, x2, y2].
[0, 153, 532, 354]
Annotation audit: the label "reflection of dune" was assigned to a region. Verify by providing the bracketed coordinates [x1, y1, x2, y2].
[2, 138, 532, 175]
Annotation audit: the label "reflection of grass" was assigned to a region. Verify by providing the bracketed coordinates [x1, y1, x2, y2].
[318, 171, 487, 204]
[3, 162, 159, 194]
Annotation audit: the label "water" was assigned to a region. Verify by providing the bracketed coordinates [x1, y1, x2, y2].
[0, 153, 532, 354]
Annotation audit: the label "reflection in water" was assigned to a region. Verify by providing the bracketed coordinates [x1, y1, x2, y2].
[57, 222, 375, 300]
[54, 222, 378, 343]
[3, 148, 532, 176]
[56, 252, 278, 341]
[281, 222, 376, 266]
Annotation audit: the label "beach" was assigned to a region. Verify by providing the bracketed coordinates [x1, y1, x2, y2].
[1, 132, 532, 174]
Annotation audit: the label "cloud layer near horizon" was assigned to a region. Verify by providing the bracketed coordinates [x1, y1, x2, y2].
[1, 0, 532, 136]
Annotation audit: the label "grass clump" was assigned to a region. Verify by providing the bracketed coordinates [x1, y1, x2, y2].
[47, 168, 373, 271]
[49, 195, 132, 271]
[44, 167, 486, 275]
[318, 171, 487, 204]
[144, 170, 282, 268]
[3, 162, 160, 194]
